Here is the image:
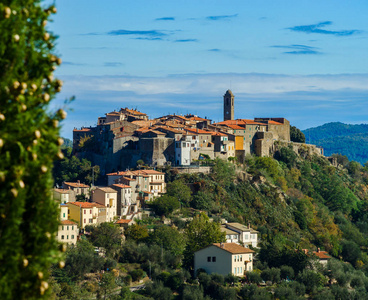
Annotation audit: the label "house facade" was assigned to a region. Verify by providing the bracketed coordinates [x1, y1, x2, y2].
[57, 220, 79, 245]
[67, 202, 106, 229]
[194, 243, 254, 277]
[225, 223, 259, 247]
[91, 187, 117, 222]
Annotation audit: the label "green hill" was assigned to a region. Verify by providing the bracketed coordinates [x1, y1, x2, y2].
[303, 122, 368, 165]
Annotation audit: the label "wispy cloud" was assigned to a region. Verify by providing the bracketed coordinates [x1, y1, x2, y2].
[206, 14, 238, 21]
[107, 29, 168, 37]
[155, 17, 175, 21]
[288, 21, 360, 36]
[62, 61, 86, 66]
[133, 37, 164, 41]
[271, 44, 322, 55]
[174, 39, 198, 43]
[56, 73, 368, 139]
[208, 48, 221, 52]
[104, 62, 124, 67]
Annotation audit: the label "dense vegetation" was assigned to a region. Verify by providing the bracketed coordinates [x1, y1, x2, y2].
[303, 122, 368, 164]
[0, 1, 65, 299]
[51, 144, 368, 299]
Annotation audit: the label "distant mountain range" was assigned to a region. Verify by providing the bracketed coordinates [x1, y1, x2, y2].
[303, 122, 368, 165]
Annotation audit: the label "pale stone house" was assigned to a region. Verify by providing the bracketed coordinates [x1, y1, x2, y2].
[66, 202, 106, 229]
[194, 243, 255, 277]
[91, 187, 117, 222]
[110, 184, 132, 216]
[57, 220, 79, 245]
[53, 188, 75, 203]
[225, 223, 259, 247]
[221, 226, 240, 244]
[62, 181, 89, 197]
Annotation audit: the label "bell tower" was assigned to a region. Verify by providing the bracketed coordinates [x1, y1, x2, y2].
[223, 90, 234, 121]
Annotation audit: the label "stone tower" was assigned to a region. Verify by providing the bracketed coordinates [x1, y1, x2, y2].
[223, 89, 234, 121]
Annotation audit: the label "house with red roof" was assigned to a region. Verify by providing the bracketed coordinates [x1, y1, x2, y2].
[194, 243, 255, 277]
[66, 202, 107, 229]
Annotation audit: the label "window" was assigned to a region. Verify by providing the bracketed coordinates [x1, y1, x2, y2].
[63, 213, 65, 218]
[212, 257, 216, 262]
[61, 235, 64, 240]
[234, 267, 236, 274]
[207, 256, 211, 262]
[240, 255, 242, 262]
[67, 235, 69, 239]
[90, 209, 92, 214]
[234, 256, 236, 262]
[67, 226, 69, 230]
[89, 219, 93, 223]
[72, 226, 74, 230]
[62, 226, 64, 230]
[72, 235, 74, 239]
[84, 209, 86, 214]
[106, 193, 109, 198]
[84, 218, 86, 223]
[240, 267, 242, 274]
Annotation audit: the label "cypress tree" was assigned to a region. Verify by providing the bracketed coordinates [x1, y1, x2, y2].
[0, 1, 65, 298]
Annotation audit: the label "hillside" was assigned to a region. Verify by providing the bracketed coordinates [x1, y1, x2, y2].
[52, 146, 368, 299]
[303, 122, 368, 165]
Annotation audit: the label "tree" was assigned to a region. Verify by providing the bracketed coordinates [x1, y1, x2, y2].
[54, 239, 104, 282]
[151, 195, 180, 216]
[290, 125, 306, 143]
[211, 158, 235, 187]
[183, 212, 226, 269]
[124, 224, 149, 241]
[167, 180, 192, 207]
[0, 2, 65, 299]
[97, 272, 117, 300]
[149, 225, 186, 257]
[89, 222, 122, 258]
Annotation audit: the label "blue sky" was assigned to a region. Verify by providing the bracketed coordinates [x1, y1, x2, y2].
[48, 0, 368, 139]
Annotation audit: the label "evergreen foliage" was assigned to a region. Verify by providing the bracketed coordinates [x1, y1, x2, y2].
[0, 1, 65, 298]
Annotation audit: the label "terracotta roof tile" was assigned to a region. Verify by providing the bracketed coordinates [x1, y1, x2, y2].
[63, 182, 89, 188]
[116, 219, 132, 224]
[212, 243, 254, 254]
[68, 202, 106, 208]
[61, 220, 78, 225]
[111, 184, 131, 189]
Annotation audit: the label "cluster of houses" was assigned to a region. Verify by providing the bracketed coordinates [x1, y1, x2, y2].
[54, 169, 166, 245]
[72, 91, 297, 174]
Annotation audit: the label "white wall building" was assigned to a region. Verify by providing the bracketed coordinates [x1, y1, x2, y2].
[194, 243, 254, 277]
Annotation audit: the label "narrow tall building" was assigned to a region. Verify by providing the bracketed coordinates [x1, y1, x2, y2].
[223, 90, 234, 121]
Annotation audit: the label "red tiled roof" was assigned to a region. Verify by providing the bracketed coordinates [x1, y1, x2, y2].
[111, 184, 131, 189]
[313, 251, 331, 259]
[212, 243, 255, 254]
[116, 219, 132, 224]
[68, 202, 106, 208]
[73, 128, 92, 132]
[63, 182, 89, 188]
[61, 220, 78, 225]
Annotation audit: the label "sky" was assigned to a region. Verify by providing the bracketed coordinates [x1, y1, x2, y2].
[47, 0, 368, 139]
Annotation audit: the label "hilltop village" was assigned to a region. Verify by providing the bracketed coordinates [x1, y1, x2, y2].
[73, 90, 322, 175]
[50, 91, 368, 299]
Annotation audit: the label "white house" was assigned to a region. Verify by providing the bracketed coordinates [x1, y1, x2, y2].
[194, 243, 255, 277]
[57, 220, 79, 245]
[225, 223, 259, 247]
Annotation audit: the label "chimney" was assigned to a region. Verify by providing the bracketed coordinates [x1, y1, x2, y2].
[77, 180, 80, 185]
[317, 248, 320, 253]
[248, 222, 251, 229]
[220, 243, 224, 249]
